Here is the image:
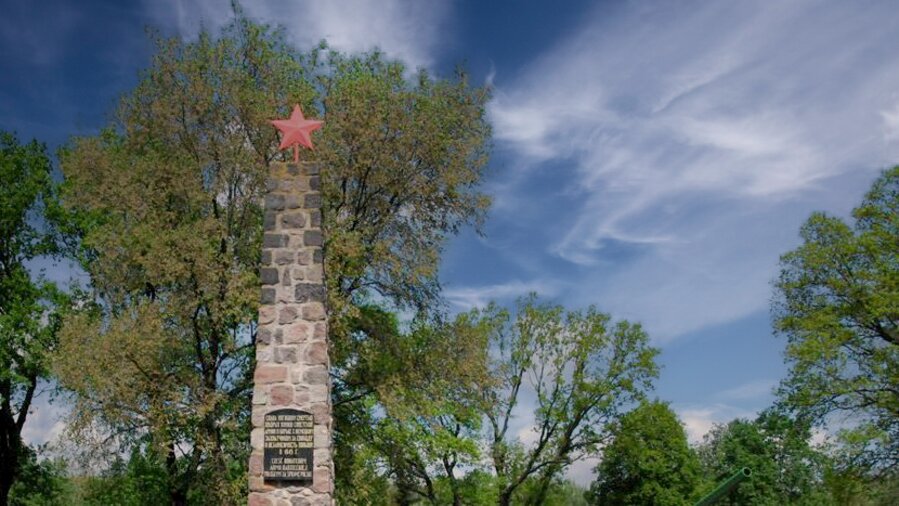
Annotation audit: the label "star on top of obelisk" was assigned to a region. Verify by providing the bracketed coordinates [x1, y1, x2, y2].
[271, 104, 323, 162]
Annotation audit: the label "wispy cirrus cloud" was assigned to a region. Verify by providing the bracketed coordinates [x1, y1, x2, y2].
[444, 279, 561, 310]
[143, 0, 450, 70]
[487, 0, 899, 340]
[714, 379, 776, 402]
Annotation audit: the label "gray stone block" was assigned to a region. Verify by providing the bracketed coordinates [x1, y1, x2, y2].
[264, 194, 285, 211]
[281, 212, 306, 229]
[295, 283, 325, 303]
[263, 211, 277, 231]
[260, 268, 279, 285]
[304, 193, 321, 208]
[263, 234, 288, 248]
[304, 230, 323, 247]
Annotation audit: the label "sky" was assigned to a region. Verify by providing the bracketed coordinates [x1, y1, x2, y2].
[3, 0, 899, 485]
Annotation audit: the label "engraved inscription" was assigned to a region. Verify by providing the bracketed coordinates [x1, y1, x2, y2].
[263, 409, 314, 483]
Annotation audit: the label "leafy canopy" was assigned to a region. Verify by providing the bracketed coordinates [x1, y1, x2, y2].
[697, 411, 834, 506]
[588, 400, 703, 506]
[52, 12, 491, 504]
[0, 131, 64, 505]
[773, 166, 899, 473]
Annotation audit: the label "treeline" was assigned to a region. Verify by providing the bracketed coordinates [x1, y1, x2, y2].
[1, 9, 898, 506]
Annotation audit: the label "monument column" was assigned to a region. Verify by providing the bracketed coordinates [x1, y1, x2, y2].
[249, 161, 333, 506]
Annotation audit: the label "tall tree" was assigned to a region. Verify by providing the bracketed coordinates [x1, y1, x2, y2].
[353, 298, 658, 506]
[483, 297, 659, 506]
[773, 166, 899, 474]
[358, 306, 497, 505]
[53, 12, 490, 505]
[697, 411, 833, 506]
[0, 132, 62, 505]
[587, 400, 703, 506]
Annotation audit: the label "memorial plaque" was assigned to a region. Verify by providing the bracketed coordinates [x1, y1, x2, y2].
[263, 409, 314, 483]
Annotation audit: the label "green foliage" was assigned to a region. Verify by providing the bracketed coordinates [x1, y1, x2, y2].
[0, 131, 64, 505]
[73, 449, 169, 506]
[53, 10, 490, 503]
[334, 297, 657, 506]
[333, 304, 493, 504]
[482, 296, 660, 506]
[697, 410, 833, 505]
[7, 449, 71, 506]
[773, 166, 899, 473]
[588, 400, 702, 506]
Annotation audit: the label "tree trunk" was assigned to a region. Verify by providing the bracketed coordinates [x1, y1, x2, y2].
[0, 431, 20, 506]
[0, 379, 23, 506]
[166, 443, 188, 506]
[0, 470, 12, 506]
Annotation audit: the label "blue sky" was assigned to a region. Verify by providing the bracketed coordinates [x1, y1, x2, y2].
[4, 0, 899, 484]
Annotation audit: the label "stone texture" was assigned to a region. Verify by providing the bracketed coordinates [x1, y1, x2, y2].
[249, 162, 333, 504]
[249, 493, 273, 506]
[303, 230, 323, 247]
[282, 322, 310, 344]
[281, 212, 306, 229]
[254, 365, 287, 384]
[295, 284, 325, 303]
[274, 346, 298, 364]
[270, 384, 294, 405]
[263, 233, 289, 248]
[278, 306, 298, 324]
[261, 268, 280, 285]
[302, 303, 326, 321]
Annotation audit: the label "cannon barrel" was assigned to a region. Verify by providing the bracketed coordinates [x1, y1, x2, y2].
[693, 467, 752, 506]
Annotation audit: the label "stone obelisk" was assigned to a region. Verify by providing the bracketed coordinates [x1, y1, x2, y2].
[249, 162, 333, 506]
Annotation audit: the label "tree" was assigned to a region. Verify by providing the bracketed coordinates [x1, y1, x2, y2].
[587, 400, 703, 506]
[348, 297, 658, 506]
[697, 410, 833, 505]
[7, 449, 71, 506]
[53, 11, 490, 504]
[359, 306, 496, 505]
[773, 166, 899, 474]
[482, 297, 659, 506]
[0, 131, 63, 505]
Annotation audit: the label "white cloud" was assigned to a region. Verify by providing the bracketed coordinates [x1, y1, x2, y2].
[568, 456, 601, 487]
[676, 403, 755, 444]
[143, 0, 449, 69]
[714, 379, 776, 402]
[20, 390, 68, 447]
[444, 279, 561, 310]
[487, 0, 899, 340]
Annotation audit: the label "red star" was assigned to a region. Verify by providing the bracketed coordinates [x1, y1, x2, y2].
[271, 104, 323, 162]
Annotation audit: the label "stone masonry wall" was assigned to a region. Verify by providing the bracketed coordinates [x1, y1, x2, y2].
[249, 162, 333, 506]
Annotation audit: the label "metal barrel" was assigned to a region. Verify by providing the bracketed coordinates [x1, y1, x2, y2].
[693, 467, 752, 506]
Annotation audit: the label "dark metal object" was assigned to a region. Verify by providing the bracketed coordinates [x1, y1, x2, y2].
[694, 467, 752, 506]
[263, 409, 314, 483]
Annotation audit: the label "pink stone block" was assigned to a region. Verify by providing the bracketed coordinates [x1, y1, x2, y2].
[278, 306, 298, 324]
[312, 468, 332, 493]
[248, 492, 272, 506]
[282, 322, 310, 344]
[305, 341, 328, 365]
[270, 384, 294, 405]
[254, 365, 287, 384]
[302, 303, 325, 321]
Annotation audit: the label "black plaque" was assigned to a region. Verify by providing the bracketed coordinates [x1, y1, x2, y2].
[263, 409, 314, 483]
